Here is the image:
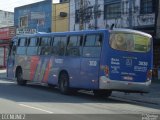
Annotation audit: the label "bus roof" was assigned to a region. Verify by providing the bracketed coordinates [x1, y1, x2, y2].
[13, 29, 152, 38]
[111, 28, 152, 38]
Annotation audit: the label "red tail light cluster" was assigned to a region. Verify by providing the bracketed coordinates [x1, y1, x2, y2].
[104, 66, 109, 77]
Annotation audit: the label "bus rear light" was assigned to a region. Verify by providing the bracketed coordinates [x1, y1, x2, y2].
[104, 66, 109, 77]
[147, 70, 152, 81]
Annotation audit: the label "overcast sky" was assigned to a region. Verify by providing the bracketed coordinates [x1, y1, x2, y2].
[0, 0, 59, 12]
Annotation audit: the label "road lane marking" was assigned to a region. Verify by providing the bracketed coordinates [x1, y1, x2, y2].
[19, 104, 54, 114]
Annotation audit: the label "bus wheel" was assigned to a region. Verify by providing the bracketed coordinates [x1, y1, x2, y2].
[59, 72, 70, 94]
[93, 90, 112, 98]
[106, 91, 112, 98]
[17, 69, 27, 86]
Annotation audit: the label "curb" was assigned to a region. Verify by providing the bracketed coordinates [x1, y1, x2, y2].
[112, 87, 160, 105]
[0, 70, 7, 79]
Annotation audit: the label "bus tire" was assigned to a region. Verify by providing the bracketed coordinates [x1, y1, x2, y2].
[16, 69, 27, 86]
[106, 90, 112, 98]
[93, 90, 112, 98]
[59, 72, 70, 94]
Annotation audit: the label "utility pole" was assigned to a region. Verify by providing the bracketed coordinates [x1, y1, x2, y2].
[129, 0, 133, 28]
[79, 0, 84, 30]
[94, 0, 98, 29]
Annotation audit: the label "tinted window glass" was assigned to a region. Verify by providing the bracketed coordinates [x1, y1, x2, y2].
[53, 37, 61, 46]
[19, 38, 26, 46]
[68, 36, 77, 47]
[40, 37, 51, 46]
[66, 35, 82, 57]
[52, 36, 66, 56]
[85, 35, 96, 46]
[59, 37, 67, 56]
[83, 34, 102, 58]
[29, 38, 37, 46]
[68, 36, 83, 47]
[110, 33, 151, 52]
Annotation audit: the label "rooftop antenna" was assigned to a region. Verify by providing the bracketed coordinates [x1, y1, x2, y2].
[110, 24, 114, 30]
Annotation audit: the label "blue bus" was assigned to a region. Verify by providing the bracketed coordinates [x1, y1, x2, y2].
[7, 29, 153, 97]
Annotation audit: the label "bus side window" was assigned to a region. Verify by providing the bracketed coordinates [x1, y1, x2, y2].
[39, 37, 52, 55]
[16, 38, 26, 55]
[19, 38, 26, 46]
[52, 37, 61, 56]
[59, 36, 67, 56]
[27, 37, 38, 55]
[83, 34, 102, 58]
[84, 35, 95, 46]
[66, 35, 81, 56]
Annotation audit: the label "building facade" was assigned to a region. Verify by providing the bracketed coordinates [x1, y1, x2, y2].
[0, 10, 14, 28]
[0, 26, 15, 68]
[69, 0, 104, 31]
[52, 2, 69, 32]
[14, 0, 52, 34]
[69, 0, 156, 37]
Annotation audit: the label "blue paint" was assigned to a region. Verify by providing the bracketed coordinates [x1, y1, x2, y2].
[14, 0, 52, 33]
[7, 29, 153, 92]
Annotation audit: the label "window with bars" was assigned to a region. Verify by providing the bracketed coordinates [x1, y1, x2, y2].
[104, 2, 121, 19]
[140, 0, 155, 14]
[19, 16, 28, 27]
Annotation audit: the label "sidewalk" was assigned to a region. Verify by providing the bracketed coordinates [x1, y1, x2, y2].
[112, 83, 160, 105]
[0, 69, 7, 79]
[0, 69, 160, 105]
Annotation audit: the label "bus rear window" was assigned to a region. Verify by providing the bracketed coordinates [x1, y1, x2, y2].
[110, 33, 151, 52]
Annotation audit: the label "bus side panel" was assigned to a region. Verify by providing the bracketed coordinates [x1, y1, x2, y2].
[43, 58, 52, 83]
[47, 57, 58, 85]
[30, 56, 40, 81]
[80, 58, 100, 89]
[15, 55, 30, 80]
[47, 56, 82, 87]
[30, 55, 51, 83]
[62, 57, 81, 88]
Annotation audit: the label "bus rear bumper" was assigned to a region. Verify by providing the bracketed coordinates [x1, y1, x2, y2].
[99, 76, 151, 93]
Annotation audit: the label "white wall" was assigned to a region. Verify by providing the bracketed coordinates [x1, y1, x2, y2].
[69, 0, 155, 31]
[69, 0, 104, 31]
[0, 11, 14, 28]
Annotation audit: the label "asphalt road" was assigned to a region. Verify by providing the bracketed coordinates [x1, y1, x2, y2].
[0, 79, 159, 120]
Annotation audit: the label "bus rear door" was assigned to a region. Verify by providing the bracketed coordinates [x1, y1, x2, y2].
[80, 34, 103, 89]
